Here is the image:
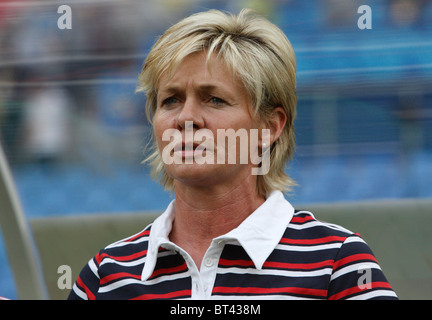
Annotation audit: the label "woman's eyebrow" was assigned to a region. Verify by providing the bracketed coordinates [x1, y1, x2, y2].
[159, 82, 234, 96]
[158, 84, 181, 95]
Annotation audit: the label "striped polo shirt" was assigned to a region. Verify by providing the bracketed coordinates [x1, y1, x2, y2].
[68, 191, 398, 300]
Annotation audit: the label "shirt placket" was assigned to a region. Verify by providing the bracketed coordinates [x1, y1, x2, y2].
[160, 239, 223, 299]
[198, 239, 224, 299]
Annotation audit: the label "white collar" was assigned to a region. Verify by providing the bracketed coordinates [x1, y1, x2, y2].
[141, 190, 294, 281]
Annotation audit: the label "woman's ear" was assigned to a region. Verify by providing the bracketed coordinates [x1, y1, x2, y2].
[263, 106, 287, 147]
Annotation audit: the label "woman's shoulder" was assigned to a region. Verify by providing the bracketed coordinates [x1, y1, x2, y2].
[96, 224, 153, 262]
[285, 209, 362, 243]
[291, 209, 356, 233]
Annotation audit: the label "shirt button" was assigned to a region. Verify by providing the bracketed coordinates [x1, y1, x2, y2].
[204, 257, 214, 267]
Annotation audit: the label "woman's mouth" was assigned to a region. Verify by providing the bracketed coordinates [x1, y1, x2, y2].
[173, 141, 206, 158]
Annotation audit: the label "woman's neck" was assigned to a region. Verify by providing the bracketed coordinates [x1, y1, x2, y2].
[169, 177, 265, 269]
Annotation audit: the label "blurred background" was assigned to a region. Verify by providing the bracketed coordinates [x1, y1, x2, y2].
[0, 0, 431, 299]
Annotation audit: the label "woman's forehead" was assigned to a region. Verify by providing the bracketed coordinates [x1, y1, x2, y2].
[157, 51, 238, 92]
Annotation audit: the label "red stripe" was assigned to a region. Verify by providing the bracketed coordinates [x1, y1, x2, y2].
[100, 272, 141, 285]
[333, 253, 378, 271]
[218, 258, 334, 270]
[213, 286, 327, 298]
[263, 259, 334, 270]
[149, 262, 188, 279]
[97, 250, 148, 263]
[280, 236, 347, 245]
[290, 216, 315, 223]
[95, 252, 103, 265]
[218, 259, 254, 267]
[329, 281, 393, 300]
[130, 289, 192, 300]
[125, 229, 150, 242]
[76, 276, 95, 300]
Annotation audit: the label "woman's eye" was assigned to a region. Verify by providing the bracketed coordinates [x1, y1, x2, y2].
[210, 96, 225, 105]
[162, 96, 179, 106]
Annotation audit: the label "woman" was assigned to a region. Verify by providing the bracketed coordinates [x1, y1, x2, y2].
[69, 9, 397, 300]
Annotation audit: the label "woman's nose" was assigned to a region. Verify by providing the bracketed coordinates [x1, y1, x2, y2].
[176, 97, 205, 130]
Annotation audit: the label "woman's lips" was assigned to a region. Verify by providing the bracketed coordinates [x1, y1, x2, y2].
[172, 141, 213, 159]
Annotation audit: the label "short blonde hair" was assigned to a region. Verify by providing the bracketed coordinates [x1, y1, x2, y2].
[136, 8, 297, 197]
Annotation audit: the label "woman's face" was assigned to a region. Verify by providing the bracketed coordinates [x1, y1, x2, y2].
[153, 51, 263, 189]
